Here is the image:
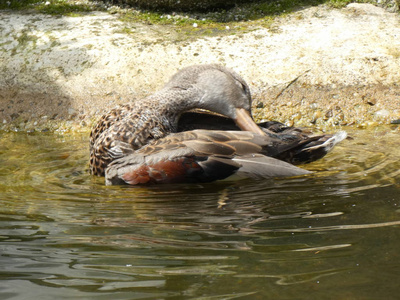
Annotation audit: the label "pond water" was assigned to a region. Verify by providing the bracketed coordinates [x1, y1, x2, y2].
[0, 127, 399, 300]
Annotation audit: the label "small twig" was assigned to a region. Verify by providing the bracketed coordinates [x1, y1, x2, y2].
[274, 69, 311, 100]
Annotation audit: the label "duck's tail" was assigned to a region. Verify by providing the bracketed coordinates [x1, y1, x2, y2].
[276, 131, 347, 165]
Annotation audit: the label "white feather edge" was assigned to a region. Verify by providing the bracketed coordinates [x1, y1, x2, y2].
[304, 131, 347, 152]
[233, 155, 312, 178]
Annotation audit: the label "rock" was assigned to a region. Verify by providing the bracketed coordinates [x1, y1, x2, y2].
[255, 102, 264, 109]
[1, 3, 400, 130]
[391, 118, 400, 124]
[68, 108, 77, 116]
[375, 109, 390, 118]
[10, 113, 19, 120]
[311, 111, 322, 124]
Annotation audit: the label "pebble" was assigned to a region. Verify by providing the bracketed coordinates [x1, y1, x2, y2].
[311, 111, 322, 123]
[256, 102, 264, 109]
[292, 113, 301, 121]
[337, 112, 345, 120]
[325, 109, 333, 119]
[68, 108, 76, 115]
[375, 109, 390, 117]
[358, 121, 379, 128]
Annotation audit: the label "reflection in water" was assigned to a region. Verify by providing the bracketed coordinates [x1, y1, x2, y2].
[0, 128, 399, 299]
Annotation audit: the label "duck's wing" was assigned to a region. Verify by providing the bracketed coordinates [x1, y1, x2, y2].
[177, 111, 347, 165]
[105, 130, 310, 186]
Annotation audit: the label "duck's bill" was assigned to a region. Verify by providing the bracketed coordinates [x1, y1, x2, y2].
[234, 108, 265, 136]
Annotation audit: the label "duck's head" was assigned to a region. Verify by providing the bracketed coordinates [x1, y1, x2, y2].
[167, 64, 265, 135]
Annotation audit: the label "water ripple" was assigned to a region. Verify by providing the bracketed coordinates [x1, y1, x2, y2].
[0, 128, 400, 299]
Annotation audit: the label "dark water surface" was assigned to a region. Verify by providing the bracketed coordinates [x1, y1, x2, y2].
[0, 128, 399, 300]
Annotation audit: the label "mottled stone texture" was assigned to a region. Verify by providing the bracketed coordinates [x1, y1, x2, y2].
[1, 4, 400, 131]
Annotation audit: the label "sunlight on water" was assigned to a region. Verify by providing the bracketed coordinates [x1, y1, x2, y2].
[0, 127, 399, 299]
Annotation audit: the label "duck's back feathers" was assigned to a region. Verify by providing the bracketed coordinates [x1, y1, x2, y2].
[178, 111, 347, 165]
[105, 130, 311, 185]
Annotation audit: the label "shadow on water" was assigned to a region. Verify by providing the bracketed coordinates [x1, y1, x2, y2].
[0, 127, 399, 299]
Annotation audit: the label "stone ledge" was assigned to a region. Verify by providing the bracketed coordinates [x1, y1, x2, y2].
[1, 3, 399, 132]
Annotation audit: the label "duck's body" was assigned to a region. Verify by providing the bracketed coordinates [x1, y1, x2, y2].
[90, 64, 346, 185]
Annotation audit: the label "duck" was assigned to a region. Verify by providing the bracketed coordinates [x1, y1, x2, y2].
[89, 64, 346, 185]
